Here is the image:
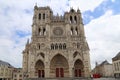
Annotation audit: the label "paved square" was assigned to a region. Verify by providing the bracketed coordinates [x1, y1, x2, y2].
[93, 78, 120, 80]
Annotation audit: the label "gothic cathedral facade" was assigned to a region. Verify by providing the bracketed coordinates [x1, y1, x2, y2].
[22, 5, 91, 78]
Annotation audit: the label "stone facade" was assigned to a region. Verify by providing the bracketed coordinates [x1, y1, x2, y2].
[0, 60, 13, 80]
[92, 60, 113, 77]
[112, 52, 120, 78]
[13, 68, 23, 80]
[22, 5, 91, 78]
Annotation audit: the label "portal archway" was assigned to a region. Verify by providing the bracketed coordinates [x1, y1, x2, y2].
[35, 60, 45, 78]
[50, 54, 69, 77]
[74, 59, 84, 77]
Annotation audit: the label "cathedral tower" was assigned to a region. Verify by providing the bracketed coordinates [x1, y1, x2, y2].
[22, 5, 91, 78]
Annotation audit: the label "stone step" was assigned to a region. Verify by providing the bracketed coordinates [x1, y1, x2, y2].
[25, 77, 92, 80]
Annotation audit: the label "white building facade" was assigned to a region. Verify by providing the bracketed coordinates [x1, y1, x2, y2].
[0, 60, 13, 80]
[112, 52, 120, 78]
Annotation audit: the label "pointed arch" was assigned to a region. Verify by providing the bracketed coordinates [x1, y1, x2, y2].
[59, 43, 62, 49]
[43, 27, 46, 35]
[37, 52, 44, 58]
[50, 54, 69, 77]
[74, 16, 77, 23]
[38, 28, 41, 35]
[74, 59, 84, 77]
[51, 43, 54, 50]
[39, 13, 41, 20]
[75, 27, 78, 35]
[35, 60, 45, 78]
[70, 27, 73, 35]
[55, 43, 58, 49]
[70, 16, 72, 23]
[73, 51, 82, 61]
[63, 43, 66, 49]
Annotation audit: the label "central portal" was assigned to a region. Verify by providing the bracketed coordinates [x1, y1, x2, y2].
[50, 54, 69, 77]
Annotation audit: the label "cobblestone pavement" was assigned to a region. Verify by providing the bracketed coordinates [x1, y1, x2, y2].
[93, 78, 120, 80]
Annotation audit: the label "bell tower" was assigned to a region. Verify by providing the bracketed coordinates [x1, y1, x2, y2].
[64, 8, 85, 36]
[32, 5, 53, 38]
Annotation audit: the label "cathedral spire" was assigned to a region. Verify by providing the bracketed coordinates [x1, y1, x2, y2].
[34, 3, 38, 10]
[77, 8, 80, 13]
[26, 39, 29, 45]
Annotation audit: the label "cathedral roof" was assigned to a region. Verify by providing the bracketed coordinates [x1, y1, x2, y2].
[0, 60, 14, 68]
[112, 52, 120, 61]
[115, 52, 120, 57]
[100, 60, 110, 66]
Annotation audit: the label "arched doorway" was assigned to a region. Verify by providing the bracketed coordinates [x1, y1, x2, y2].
[35, 60, 45, 78]
[74, 59, 84, 77]
[50, 54, 69, 77]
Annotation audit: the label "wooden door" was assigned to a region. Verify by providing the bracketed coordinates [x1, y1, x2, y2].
[38, 70, 41, 77]
[60, 68, 64, 77]
[56, 68, 64, 77]
[75, 69, 81, 77]
[56, 68, 59, 77]
[38, 70, 44, 78]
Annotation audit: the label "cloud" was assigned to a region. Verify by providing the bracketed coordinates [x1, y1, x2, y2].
[85, 10, 120, 68]
[69, 0, 104, 12]
[82, 0, 120, 24]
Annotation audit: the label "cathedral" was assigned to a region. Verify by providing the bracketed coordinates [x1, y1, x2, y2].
[22, 5, 91, 78]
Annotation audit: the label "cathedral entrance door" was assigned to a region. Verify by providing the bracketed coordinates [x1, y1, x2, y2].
[56, 68, 64, 77]
[75, 69, 81, 77]
[38, 70, 44, 78]
[35, 60, 45, 78]
[50, 54, 69, 77]
[74, 59, 84, 77]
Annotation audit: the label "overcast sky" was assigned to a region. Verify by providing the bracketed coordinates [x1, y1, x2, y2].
[0, 0, 120, 69]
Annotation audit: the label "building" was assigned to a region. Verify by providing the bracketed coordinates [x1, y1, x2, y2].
[0, 60, 13, 80]
[22, 5, 91, 78]
[112, 52, 120, 78]
[13, 68, 23, 80]
[92, 60, 113, 77]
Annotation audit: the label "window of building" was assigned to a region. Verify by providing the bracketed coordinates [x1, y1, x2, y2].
[38, 28, 41, 35]
[19, 74, 22, 77]
[63, 43, 66, 49]
[55, 44, 58, 49]
[75, 27, 78, 35]
[117, 62, 119, 71]
[70, 16, 72, 23]
[51, 44, 54, 50]
[71, 27, 73, 35]
[119, 62, 120, 71]
[43, 27, 46, 35]
[59, 44, 62, 49]
[39, 13, 41, 20]
[74, 16, 77, 23]
[38, 44, 40, 49]
[14, 74, 17, 77]
[43, 13, 45, 19]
